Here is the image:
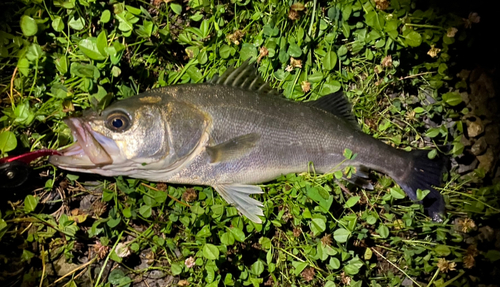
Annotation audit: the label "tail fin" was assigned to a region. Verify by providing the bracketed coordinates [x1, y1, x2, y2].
[394, 150, 447, 222]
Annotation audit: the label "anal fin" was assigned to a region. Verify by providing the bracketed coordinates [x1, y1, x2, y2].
[344, 165, 374, 190]
[213, 184, 264, 223]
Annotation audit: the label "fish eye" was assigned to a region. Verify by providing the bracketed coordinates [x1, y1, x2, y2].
[106, 111, 131, 132]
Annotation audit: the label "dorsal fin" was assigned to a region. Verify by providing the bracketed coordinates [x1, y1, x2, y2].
[210, 60, 279, 95]
[310, 92, 359, 128]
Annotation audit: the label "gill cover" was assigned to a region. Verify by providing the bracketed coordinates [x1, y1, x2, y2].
[162, 100, 210, 167]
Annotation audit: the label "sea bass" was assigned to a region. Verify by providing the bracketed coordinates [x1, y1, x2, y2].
[49, 61, 445, 223]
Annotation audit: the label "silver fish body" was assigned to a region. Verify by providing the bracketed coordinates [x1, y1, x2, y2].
[50, 61, 445, 223]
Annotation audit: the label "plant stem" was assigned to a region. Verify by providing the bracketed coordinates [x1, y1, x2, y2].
[308, 0, 317, 36]
[371, 247, 422, 287]
[404, 23, 444, 29]
[94, 231, 123, 287]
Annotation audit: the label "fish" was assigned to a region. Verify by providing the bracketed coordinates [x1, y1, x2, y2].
[49, 60, 446, 223]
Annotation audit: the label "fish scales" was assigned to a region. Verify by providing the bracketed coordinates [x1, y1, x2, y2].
[157, 84, 404, 185]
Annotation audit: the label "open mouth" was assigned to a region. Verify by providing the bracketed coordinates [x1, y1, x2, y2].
[49, 118, 115, 167]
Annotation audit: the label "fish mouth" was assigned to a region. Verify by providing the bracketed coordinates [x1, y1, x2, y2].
[49, 118, 118, 168]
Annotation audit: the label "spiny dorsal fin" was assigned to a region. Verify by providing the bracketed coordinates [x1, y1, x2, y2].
[310, 91, 359, 128]
[206, 133, 261, 163]
[210, 60, 279, 95]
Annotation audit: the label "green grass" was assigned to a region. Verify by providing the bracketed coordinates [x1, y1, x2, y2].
[1, 0, 499, 286]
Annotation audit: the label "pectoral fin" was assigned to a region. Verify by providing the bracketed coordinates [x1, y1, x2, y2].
[213, 184, 264, 223]
[206, 133, 260, 163]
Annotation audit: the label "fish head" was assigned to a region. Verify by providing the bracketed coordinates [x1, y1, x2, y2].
[49, 96, 171, 176]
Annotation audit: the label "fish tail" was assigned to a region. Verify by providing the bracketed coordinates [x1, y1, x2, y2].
[394, 150, 447, 222]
